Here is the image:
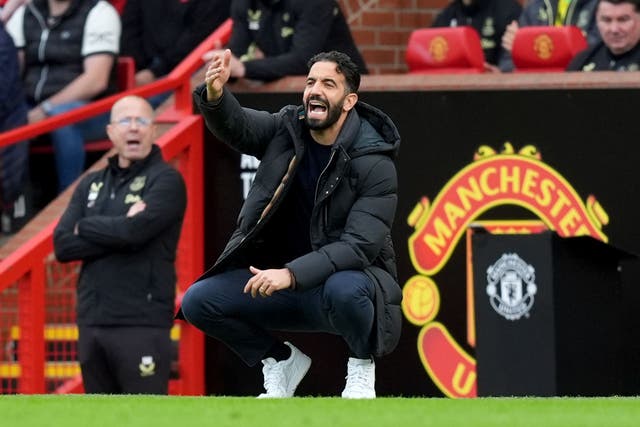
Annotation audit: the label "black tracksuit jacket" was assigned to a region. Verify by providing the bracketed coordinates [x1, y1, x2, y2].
[228, 0, 368, 81]
[54, 145, 186, 327]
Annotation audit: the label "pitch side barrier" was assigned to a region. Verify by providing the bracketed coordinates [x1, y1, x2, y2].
[203, 72, 640, 397]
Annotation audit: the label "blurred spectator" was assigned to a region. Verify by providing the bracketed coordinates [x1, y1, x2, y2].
[1, 0, 27, 23]
[53, 95, 187, 394]
[6, 0, 121, 192]
[432, 0, 522, 71]
[204, 0, 367, 81]
[499, 0, 600, 71]
[0, 20, 29, 234]
[121, 0, 230, 87]
[567, 0, 640, 70]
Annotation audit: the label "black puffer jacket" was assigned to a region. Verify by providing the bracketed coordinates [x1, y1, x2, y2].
[192, 84, 402, 357]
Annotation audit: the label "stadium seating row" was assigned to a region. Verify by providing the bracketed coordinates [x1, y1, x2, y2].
[405, 26, 587, 73]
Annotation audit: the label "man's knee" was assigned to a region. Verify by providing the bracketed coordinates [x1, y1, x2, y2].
[323, 271, 374, 308]
[181, 280, 214, 326]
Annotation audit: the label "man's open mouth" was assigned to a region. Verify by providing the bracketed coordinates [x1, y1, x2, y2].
[308, 100, 328, 118]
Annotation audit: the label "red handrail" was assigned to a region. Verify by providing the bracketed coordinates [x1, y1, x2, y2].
[0, 18, 232, 147]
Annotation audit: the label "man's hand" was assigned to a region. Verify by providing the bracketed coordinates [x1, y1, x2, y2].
[134, 69, 156, 86]
[203, 49, 246, 78]
[28, 106, 46, 124]
[205, 49, 232, 101]
[483, 62, 501, 73]
[227, 53, 246, 78]
[126, 201, 146, 217]
[502, 21, 519, 52]
[244, 266, 293, 298]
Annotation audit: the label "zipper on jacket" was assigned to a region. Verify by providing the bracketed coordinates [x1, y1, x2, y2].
[30, 5, 50, 102]
[314, 149, 337, 203]
[566, 0, 578, 26]
[34, 65, 49, 102]
[542, 0, 553, 25]
[37, 28, 49, 62]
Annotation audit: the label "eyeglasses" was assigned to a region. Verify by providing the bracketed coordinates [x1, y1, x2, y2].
[113, 117, 152, 127]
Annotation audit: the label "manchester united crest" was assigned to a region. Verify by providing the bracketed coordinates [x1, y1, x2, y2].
[486, 253, 537, 321]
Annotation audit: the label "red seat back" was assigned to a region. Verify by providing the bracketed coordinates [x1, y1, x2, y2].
[512, 26, 587, 72]
[116, 56, 135, 92]
[109, 0, 127, 14]
[405, 27, 485, 74]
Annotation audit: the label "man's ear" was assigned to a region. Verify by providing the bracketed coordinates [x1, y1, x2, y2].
[343, 93, 358, 112]
[106, 124, 115, 142]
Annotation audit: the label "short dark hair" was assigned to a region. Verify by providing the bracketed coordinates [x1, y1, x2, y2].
[599, 0, 640, 12]
[307, 51, 361, 94]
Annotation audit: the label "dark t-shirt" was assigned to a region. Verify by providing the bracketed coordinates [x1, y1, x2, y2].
[250, 132, 331, 268]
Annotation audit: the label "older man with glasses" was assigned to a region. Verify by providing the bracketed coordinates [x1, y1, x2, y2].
[53, 95, 187, 394]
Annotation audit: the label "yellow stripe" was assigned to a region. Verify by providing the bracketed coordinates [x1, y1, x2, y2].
[45, 362, 81, 379]
[0, 362, 81, 379]
[0, 363, 20, 378]
[10, 324, 181, 341]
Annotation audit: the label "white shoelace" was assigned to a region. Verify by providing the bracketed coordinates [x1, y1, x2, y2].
[263, 360, 287, 395]
[345, 365, 372, 391]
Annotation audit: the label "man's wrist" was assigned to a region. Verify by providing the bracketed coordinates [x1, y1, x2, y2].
[287, 268, 296, 290]
[40, 100, 54, 116]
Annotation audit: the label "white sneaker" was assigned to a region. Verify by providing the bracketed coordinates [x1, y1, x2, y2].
[341, 357, 376, 399]
[257, 341, 311, 398]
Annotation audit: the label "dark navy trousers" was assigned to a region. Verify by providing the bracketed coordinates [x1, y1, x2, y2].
[181, 268, 375, 366]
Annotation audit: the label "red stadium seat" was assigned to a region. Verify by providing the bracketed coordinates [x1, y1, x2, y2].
[405, 27, 485, 74]
[109, 0, 127, 15]
[512, 26, 587, 72]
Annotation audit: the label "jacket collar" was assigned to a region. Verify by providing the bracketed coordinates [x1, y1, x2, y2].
[293, 100, 400, 158]
[107, 144, 162, 177]
[32, 0, 84, 20]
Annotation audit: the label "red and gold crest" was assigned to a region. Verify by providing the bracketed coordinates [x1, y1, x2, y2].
[429, 36, 450, 63]
[402, 143, 609, 398]
[533, 34, 554, 60]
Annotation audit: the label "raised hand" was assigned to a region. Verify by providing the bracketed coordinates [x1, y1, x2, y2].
[502, 21, 519, 52]
[205, 49, 232, 101]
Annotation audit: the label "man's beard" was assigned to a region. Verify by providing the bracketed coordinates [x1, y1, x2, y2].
[305, 96, 344, 130]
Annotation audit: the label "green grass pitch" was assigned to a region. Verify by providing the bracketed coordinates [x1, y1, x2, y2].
[1, 395, 640, 427]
